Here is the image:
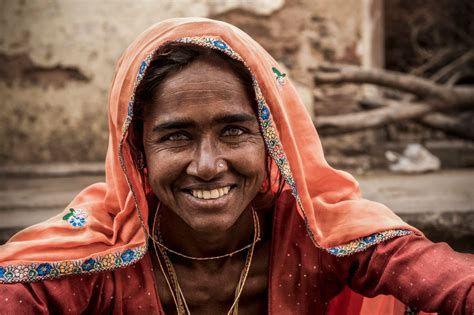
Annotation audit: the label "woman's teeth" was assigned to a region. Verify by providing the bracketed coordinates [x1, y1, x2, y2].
[191, 186, 231, 200]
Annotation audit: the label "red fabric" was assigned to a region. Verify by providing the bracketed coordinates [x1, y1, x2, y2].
[327, 287, 364, 315]
[1, 199, 472, 314]
[268, 191, 473, 314]
[0, 255, 163, 315]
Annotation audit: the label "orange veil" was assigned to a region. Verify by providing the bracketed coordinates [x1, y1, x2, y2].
[0, 17, 419, 286]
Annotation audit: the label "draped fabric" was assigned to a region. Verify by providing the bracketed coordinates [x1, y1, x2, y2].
[0, 19, 419, 285]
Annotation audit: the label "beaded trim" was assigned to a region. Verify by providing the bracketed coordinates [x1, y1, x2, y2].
[325, 229, 413, 257]
[0, 245, 147, 284]
[122, 53, 153, 133]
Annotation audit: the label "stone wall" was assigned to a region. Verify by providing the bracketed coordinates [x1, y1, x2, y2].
[0, 0, 363, 164]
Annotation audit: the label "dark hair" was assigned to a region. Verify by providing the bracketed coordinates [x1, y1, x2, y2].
[129, 42, 285, 210]
[134, 42, 255, 119]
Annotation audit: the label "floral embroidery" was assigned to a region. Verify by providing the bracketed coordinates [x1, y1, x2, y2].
[58, 261, 74, 274]
[63, 207, 88, 228]
[68, 216, 86, 227]
[212, 39, 228, 50]
[121, 249, 135, 262]
[260, 105, 270, 120]
[14, 265, 30, 279]
[36, 263, 52, 276]
[121, 55, 153, 136]
[0, 245, 147, 284]
[326, 229, 413, 257]
[99, 254, 115, 269]
[81, 258, 95, 271]
[272, 66, 286, 86]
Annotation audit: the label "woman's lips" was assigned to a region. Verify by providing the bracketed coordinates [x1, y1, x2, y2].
[190, 186, 231, 199]
[181, 186, 236, 210]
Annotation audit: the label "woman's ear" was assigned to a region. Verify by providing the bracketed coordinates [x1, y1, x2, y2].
[136, 151, 145, 170]
[260, 178, 268, 193]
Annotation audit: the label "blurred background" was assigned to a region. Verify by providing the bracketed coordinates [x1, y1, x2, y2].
[0, 0, 473, 251]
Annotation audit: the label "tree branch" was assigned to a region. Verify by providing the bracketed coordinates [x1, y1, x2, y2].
[314, 99, 432, 135]
[360, 98, 474, 140]
[417, 112, 474, 140]
[312, 64, 474, 107]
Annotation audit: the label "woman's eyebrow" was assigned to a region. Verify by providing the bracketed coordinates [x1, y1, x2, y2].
[152, 119, 196, 132]
[212, 113, 257, 125]
[151, 113, 256, 133]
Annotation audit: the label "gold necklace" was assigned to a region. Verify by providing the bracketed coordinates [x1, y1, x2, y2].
[150, 211, 261, 260]
[151, 206, 260, 315]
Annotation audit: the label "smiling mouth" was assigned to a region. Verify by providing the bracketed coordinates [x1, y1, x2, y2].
[189, 186, 233, 200]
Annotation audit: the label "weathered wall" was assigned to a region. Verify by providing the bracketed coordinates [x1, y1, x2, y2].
[0, 0, 362, 164]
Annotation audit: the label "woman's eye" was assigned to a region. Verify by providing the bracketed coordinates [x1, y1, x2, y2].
[222, 127, 245, 137]
[166, 133, 190, 141]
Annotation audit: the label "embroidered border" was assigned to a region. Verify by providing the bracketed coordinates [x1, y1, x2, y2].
[0, 245, 147, 284]
[325, 229, 413, 257]
[121, 53, 153, 134]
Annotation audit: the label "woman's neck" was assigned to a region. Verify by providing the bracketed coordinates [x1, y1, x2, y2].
[157, 206, 256, 262]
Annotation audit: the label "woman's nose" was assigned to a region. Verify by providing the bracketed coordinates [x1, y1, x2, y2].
[186, 137, 225, 181]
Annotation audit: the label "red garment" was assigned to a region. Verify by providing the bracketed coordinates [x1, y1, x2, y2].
[2, 198, 472, 314]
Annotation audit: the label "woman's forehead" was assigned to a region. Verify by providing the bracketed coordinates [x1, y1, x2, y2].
[147, 58, 256, 118]
[157, 57, 246, 94]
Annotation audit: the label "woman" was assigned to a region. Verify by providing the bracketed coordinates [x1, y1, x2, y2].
[0, 18, 472, 314]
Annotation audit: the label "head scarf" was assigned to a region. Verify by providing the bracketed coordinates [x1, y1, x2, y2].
[0, 17, 419, 284]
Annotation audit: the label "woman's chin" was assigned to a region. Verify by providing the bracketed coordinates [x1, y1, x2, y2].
[184, 215, 239, 235]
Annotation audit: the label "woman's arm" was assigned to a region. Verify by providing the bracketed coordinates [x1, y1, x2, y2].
[0, 272, 110, 314]
[322, 234, 474, 314]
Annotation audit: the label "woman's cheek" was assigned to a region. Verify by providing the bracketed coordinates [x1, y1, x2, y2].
[230, 143, 266, 178]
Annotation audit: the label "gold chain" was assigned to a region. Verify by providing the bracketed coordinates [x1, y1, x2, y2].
[151, 205, 260, 315]
[150, 213, 260, 260]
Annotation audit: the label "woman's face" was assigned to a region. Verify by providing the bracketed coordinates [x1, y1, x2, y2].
[142, 57, 266, 234]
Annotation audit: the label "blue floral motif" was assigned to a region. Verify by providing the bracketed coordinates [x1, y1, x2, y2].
[362, 234, 377, 243]
[68, 216, 86, 228]
[121, 249, 135, 262]
[326, 230, 413, 257]
[63, 208, 88, 228]
[139, 60, 147, 74]
[0, 245, 147, 284]
[260, 106, 270, 120]
[36, 263, 52, 276]
[212, 39, 228, 50]
[81, 258, 95, 271]
[127, 100, 134, 117]
[269, 139, 278, 147]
